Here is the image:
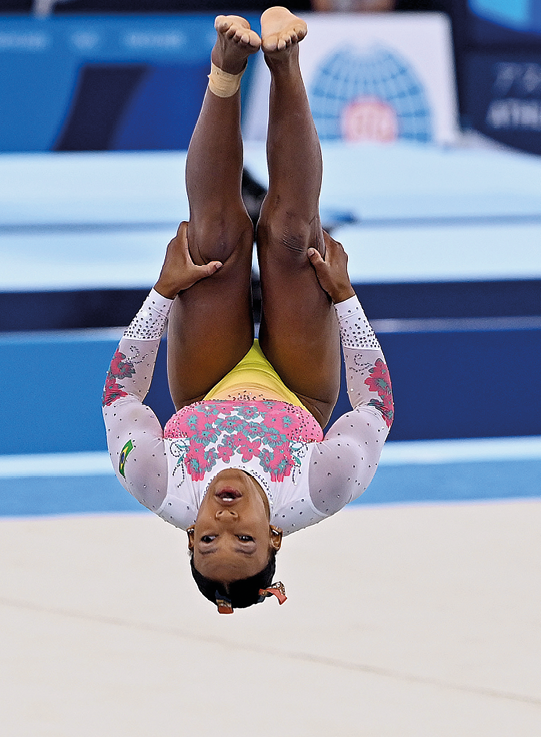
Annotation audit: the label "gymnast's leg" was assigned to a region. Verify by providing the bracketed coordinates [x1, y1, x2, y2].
[167, 16, 260, 409]
[256, 7, 341, 427]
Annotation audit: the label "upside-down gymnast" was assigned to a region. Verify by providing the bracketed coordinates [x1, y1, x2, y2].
[102, 6, 394, 613]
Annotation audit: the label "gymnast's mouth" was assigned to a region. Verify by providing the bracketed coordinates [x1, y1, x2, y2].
[215, 488, 242, 502]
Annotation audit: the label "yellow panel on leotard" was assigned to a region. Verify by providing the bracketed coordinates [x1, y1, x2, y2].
[204, 339, 305, 408]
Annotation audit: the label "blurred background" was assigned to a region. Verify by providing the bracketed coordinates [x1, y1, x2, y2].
[2, 0, 541, 466]
[0, 2, 540, 735]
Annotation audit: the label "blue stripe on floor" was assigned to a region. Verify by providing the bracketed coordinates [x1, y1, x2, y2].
[0, 475, 143, 517]
[0, 438, 539, 518]
[356, 459, 541, 507]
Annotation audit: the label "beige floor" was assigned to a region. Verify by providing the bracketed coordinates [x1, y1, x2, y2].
[0, 499, 540, 736]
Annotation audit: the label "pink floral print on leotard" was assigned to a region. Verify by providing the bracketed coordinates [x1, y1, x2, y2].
[102, 350, 134, 406]
[364, 358, 394, 427]
[164, 400, 323, 482]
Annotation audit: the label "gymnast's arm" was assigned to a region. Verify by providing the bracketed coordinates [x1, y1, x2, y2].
[102, 290, 174, 511]
[306, 238, 394, 516]
[101, 223, 222, 510]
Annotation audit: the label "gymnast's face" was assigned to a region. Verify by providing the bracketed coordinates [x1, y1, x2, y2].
[188, 469, 282, 584]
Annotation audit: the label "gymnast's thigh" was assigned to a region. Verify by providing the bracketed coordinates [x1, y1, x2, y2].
[256, 222, 341, 427]
[167, 225, 254, 409]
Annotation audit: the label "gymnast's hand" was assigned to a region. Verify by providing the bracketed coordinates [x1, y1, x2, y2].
[154, 222, 222, 299]
[307, 231, 356, 304]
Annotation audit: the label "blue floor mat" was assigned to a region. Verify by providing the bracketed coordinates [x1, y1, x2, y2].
[0, 459, 539, 518]
[357, 459, 541, 506]
[0, 475, 144, 517]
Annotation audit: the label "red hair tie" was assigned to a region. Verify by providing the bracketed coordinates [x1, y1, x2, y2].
[215, 592, 233, 614]
[258, 581, 287, 605]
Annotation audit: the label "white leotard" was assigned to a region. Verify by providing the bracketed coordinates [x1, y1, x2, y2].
[102, 290, 393, 535]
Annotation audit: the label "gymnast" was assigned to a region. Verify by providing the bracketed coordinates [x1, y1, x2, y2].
[102, 7, 393, 613]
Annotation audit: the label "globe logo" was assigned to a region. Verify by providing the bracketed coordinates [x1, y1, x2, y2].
[310, 47, 432, 144]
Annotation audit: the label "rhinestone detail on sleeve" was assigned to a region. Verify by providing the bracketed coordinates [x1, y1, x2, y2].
[334, 296, 379, 350]
[124, 289, 173, 340]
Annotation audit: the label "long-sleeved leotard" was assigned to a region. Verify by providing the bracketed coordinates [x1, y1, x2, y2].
[102, 290, 393, 535]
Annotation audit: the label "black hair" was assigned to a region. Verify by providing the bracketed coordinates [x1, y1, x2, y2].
[190, 549, 277, 610]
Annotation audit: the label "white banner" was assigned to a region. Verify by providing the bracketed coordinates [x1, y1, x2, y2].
[244, 12, 459, 146]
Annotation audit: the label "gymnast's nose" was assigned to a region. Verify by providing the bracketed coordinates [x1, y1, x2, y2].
[215, 509, 238, 522]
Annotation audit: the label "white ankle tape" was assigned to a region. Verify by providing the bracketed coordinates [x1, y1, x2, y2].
[208, 62, 244, 98]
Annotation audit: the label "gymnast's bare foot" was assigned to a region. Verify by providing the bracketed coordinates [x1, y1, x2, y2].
[260, 6, 307, 55]
[212, 15, 261, 75]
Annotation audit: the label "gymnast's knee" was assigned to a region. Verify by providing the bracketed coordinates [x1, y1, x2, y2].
[256, 210, 322, 260]
[188, 210, 254, 264]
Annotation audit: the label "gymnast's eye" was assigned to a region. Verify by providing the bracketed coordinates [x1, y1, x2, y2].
[237, 535, 254, 542]
[201, 535, 216, 543]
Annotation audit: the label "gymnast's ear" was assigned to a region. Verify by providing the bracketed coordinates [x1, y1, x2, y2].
[270, 526, 283, 551]
[186, 525, 195, 551]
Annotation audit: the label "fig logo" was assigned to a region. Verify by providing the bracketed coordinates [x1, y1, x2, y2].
[341, 96, 399, 143]
[310, 47, 432, 143]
